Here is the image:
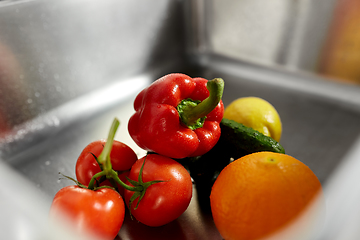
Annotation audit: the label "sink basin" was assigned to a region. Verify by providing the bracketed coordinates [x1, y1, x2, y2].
[1, 0, 360, 239]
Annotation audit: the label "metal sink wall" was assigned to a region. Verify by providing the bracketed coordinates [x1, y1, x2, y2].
[1, 0, 360, 240]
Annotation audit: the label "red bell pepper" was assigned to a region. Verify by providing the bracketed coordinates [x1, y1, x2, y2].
[128, 73, 224, 159]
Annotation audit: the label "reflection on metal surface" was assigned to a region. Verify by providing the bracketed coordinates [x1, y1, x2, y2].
[190, 0, 360, 84]
[188, 0, 337, 72]
[0, 0, 186, 134]
[210, 0, 291, 65]
[1, 0, 360, 239]
[0, 161, 99, 240]
[0, 41, 27, 134]
[319, 0, 360, 84]
[317, 135, 360, 240]
[0, 75, 151, 161]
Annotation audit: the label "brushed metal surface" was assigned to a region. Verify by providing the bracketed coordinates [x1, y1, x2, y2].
[1, 0, 360, 239]
[0, 0, 185, 131]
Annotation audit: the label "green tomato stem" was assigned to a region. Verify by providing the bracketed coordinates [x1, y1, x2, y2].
[87, 171, 106, 190]
[109, 169, 143, 192]
[86, 118, 165, 214]
[97, 118, 119, 174]
[177, 78, 224, 129]
[87, 118, 142, 192]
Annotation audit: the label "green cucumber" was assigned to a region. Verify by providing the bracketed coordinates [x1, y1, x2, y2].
[220, 118, 285, 155]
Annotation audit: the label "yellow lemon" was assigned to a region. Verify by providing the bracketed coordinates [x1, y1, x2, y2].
[223, 97, 282, 142]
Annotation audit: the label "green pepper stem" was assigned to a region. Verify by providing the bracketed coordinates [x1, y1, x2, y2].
[178, 78, 224, 128]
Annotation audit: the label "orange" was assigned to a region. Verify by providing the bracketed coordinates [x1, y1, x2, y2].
[210, 152, 323, 240]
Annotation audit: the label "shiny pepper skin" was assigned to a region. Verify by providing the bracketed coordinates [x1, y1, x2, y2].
[128, 73, 224, 159]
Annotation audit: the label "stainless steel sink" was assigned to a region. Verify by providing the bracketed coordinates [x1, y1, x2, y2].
[1, 0, 360, 239]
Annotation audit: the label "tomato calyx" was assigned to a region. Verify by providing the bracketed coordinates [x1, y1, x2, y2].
[126, 155, 166, 211]
[87, 151, 131, 191]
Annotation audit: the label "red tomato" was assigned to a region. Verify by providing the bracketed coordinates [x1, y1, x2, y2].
[124, 154, 193, 227]
[50, 185, 125, 240]
[75, 139, 138, 195]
